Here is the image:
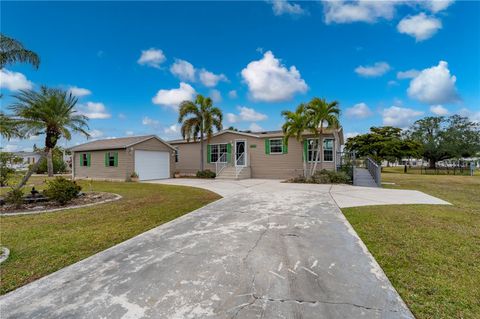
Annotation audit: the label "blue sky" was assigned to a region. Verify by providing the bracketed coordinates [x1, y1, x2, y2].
[1, 0, 479, 151]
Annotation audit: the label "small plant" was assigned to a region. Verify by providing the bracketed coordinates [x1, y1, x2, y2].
[196, 169, 216, 178]
[288, 170, 351, 184]
[5, 188, 24, 209]
[43, 177, 81, 205]
[130, 171, 139, 179]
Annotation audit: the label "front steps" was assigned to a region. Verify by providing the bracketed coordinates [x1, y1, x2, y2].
[353, 167, 378, 187]
[216, 166, 251, 180]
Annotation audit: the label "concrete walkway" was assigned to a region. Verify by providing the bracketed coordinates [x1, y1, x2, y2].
[353, 167, 378, 188]
[0, 179, 448, 318]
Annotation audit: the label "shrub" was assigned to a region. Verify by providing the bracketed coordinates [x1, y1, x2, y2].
[288, 170, 351, 184]
[33, 156, 67, 174]
[43, 177, 81, 205]
[5, 188, 24, 209]
[196, 169, 216, 178]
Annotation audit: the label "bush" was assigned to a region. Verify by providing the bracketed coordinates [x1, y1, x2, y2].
[288, 169, 351, 184]
[43, 177, 81, 205]
[196, 169, 216, 178]
[5, 188, 24, 209]
[34, 156, 67, 174]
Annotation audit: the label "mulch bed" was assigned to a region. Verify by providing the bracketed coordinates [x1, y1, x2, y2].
[0, 192, 119, 215]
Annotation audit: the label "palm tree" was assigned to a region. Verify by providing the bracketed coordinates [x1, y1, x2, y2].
[9, 86, 89, 187]
[282, 103, 308, 177]
[178, 94, 223, 171]
[305, 97, 340, 175]
[0, 34, 40, 69]
[0, 112, 22, 140]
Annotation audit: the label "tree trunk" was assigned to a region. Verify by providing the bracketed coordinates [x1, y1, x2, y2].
[200, 131, 204, 171]
[16, 151, 47, 190]
[310, 126, 323, 176]
[429, 158, 436, 169]
[47, 148, 54, 177]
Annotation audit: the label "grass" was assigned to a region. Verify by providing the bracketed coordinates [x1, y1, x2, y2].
[0, 179, 220, 295]
[342, 167, 480, 319]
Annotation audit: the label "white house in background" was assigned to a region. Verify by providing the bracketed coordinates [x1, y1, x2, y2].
[10, 151, 42, 170]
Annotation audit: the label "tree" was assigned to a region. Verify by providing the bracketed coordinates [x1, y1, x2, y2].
[34, 147, 67, 174]
[345, 126, 421, 165]
[0, 34, 40, 69]
[0, 112, 22, 139]
[178, 94, 223, 171]
[407, 115, 480, 168]
[282, 103, 308, 177]
[305, 97, 340, 175]
[0, 152, 22, 187]
[9, 86, 89, 187]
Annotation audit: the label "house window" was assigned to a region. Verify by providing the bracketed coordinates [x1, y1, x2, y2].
[323, 139, 334, 162]
[80, 153, 90, 167]
[307, 139, 319, 162]
[210, 144, 227, 163]
[269, 139, 283, 154]
[105, 152, 118, 167]
[174, 148, 179, 162]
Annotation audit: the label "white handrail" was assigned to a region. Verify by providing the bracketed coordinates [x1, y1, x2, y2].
[235, 152, 245, 178]
[365, 157, 381, 187]
[215, 153, 228, 176]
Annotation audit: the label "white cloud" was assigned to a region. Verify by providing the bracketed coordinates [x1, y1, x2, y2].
[142, 116, 159, 126]
[152, 82, 196, 110]
[0, 69, 33, 91]
[382, 106, 424, 127]
[323, 0, 397, 24]
[388, 80, 399, 86]
[345, 102, 373, 118]
[430, 105, 449, 115]
[68, 86, 91, 97]
[77, 102, 111, 119]
[164, 124, 179, 134]
[354, 62, 391, 77]
[199, 69, 228, 87]
[397, 69, 420, 79]
[422, 0, 455, 13]
[345, 132, 360, 139]
[459, 108, 480, 123]
[125, 131, 134, 136]
[88, 129, 104, 139]
[118, 113, 126, 119]
[137, 48, 166, 68]
[397, 13, 442, 42]
[241, 51, 308, 102]
[2, 144, 19, 152]
[268, 0, 306, 16]
[408, 61, 459, 104]
[226, 106, 268, 123]
[248, 123, 263, 132]
[228, 90, 238, 99]
[170, 59, 196, 81]
[209, 89, 222, 103]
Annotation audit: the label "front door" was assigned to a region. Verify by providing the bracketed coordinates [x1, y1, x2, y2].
[235, 140, 246, 166]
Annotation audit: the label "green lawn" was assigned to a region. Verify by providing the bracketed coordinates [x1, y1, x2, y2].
[0, 180, 220, 295]
[343, 168, 480, 319]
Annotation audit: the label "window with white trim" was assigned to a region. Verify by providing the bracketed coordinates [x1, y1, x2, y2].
[323, 139, 334, 162]
[210, 144, 227, 163]
[269, 139, 283, 154]
[81, 153, 89, 166]
[307, 138, 319, 162]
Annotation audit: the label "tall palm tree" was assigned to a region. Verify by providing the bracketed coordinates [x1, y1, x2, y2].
[0, 34, 40, 69]
[9, 86, 89, 187]
[282, 103, 308, 177]
[178, 94, 223, 171]
[305, 97, 340, 175]
[0, 112, 22, 140]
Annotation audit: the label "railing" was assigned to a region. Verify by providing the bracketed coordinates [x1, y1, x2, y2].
[235, 152, 245, 178]
[365, 157, 381, 187]
[215, 153, 228, 176]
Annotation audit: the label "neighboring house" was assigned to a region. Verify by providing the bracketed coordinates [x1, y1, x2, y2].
[10, 151, 42, 170]
[169, 128, 344, 179]
[69, 135, 176, 181]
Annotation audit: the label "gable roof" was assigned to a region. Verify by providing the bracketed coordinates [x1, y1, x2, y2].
[69, 135, 175, 152]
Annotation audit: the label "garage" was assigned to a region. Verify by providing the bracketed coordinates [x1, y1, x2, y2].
[135, 150, 170, 180]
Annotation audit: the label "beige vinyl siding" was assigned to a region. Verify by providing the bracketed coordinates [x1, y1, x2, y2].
[74, 149, 129, 181]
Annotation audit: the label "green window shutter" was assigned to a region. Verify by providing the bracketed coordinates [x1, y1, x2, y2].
[283, 140, 288, 154]
[114, 152, 118, 167]
[105, 152, 109, 167]
[87, 153, 91, 167]
[80, 154, 83, 166]
[226, 143, 232, 163]
[303, 140, 308, 161]
[265, 139, 270, 155]
[207, 145, 211, 163]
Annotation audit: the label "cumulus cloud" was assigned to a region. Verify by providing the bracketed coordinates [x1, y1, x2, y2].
[422, 0, 455, 13]
[0, 69, 33, 91]
[199, 69, 228, 87]
[268, 0, 306, 16]
[323, 0, 397, 24]
[354, 62, 391, 77]
[170, 59, 196, 81]
[459, 108, 480, 123]
[125, 130, 134, 136]
[382, 106, 424, 127]
[241, 51, 308, 102]
[228, 90, 238, 99]
[345, 102, 373, 118]
[77, 102, 111, 119]
[68, 86, 91, 97]
[227, 106, 268, 123]
[152, 82, 196, 110]
[164, 124, 179, 134]
[430, 105, 449, 115]
[248, 123, 263, 132]
[88, 129, 104, 139]
[345, 132, 360, 139]
[397, 69, 420, 79]
[397, 13, 442, 41]
[137, 48, 166, 68]
[407, 61, 459, 105]
[2, 144, 19, 152]
[142, 116, 159, 126]
[209, 89, 222, 103]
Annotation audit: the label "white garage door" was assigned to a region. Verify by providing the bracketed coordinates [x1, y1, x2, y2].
[134, 150, 170, 180]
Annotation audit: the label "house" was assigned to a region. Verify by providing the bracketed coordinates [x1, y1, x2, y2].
[169, 128, 344, 179]
[10, 151, 42, 170]
[69, 135, 176, 181]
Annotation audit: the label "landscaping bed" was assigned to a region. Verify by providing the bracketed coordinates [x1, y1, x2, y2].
[1, 192, 119, 215]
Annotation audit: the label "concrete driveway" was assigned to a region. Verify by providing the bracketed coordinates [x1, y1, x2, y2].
[0, 179, 437, 319]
